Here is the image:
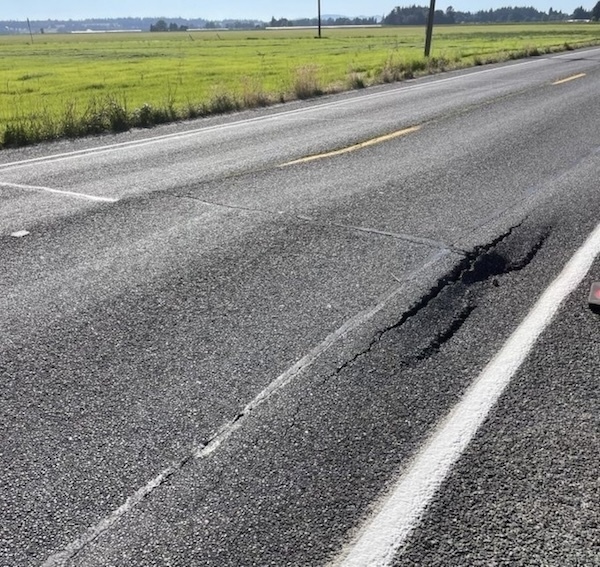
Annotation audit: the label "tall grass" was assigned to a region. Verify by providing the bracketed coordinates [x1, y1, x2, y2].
[1, 24, 599, 148]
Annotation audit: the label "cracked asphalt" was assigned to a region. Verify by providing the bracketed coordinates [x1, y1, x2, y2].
[1, 48, 600, 566]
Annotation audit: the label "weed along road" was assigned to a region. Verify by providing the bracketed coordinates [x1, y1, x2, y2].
[1, 47, 600, 566]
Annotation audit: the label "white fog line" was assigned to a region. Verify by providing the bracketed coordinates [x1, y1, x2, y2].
[2, 49, 593, 173]
[41, 248, 453, 566]
[335, 221, 600, 567]
[0, 182, 117, 203]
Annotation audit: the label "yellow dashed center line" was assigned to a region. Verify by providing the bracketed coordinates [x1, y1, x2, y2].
[280, 125, 421, 167]
[552, 73, 586, 85]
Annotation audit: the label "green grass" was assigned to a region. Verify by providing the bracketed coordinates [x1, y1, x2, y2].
[1, 24, 599, 147]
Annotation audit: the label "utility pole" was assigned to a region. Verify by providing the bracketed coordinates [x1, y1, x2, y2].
[27, 18, 34, 44]
[318, 0, 322, 38]
[424, 0, 436, 56]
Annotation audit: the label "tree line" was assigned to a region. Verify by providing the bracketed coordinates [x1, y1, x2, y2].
[150, 20, 188, 32]
[382, 4, 600, 24]
[572, 3, 600, 19]
[269, 16, 378, 27]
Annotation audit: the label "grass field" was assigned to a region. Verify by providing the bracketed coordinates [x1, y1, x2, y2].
[1, 24, 599, 147]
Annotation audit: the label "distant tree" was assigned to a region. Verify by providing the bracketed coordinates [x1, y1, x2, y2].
[150, 19, 168, 32]
[571, 5, 592, 18]
[270, 17, 291, 27]
[591, 0, 600, 19]
[546, 7, 568, 20]
[384, 6, 428, 25]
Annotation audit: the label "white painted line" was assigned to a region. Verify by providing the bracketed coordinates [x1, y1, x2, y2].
[0, 181, 117, 203]
[2, 47, 598, 173]
[334, 221, 600, 567]
[41, 248, 454, 566]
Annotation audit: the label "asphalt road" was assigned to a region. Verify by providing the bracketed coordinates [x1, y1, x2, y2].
[1, 47, 600, 566]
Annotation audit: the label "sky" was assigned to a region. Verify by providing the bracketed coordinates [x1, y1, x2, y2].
[2, 0, 587, 22]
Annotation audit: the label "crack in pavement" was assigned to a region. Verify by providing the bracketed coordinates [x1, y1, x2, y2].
[331, 219, 550, 377]
[176, 194, 282, 216]
[462, 228, 550, 285]
[177, 194, 463, 254]
[413, 303, 477, 362]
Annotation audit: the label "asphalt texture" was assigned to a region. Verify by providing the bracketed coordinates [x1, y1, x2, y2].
[1, 48, 600, 566]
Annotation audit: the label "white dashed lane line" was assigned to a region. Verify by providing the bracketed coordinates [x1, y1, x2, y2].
[333, 221, 600, 567]
[0, 181, 118, 203]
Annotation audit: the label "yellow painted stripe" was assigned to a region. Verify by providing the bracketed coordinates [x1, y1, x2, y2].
[280, 125, 421, 167]
[552, 73, 586, 85]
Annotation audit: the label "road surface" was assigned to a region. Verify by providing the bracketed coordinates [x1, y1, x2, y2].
[1, 47, 599, 566]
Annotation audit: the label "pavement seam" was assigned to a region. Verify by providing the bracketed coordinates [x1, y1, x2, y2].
[326, 221, 466, 255]
[176, 194, 463, 254]
[41, 455, 195, 567]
